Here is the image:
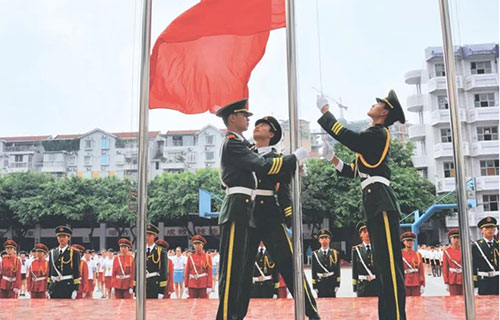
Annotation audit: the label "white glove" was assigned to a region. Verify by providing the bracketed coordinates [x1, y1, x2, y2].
[129, 288, 134, 295]
[314, 288, 319, 295]
[334, 287, 339, 293]
[293, 147, 309, 161]
[420, 285, 424, 295]
[158, 293, 164, 299]
[299, 163, 307, 177]
[316, 95, 329, 111]
[111, 288, 115, 295]
[445, 284, 449, 292]
[474, 288, 478, 295]
[206, 288, 212, 294]
[319, 142, 334, 161]
[13, 288, 19, 294]
[82, 292, 87, 298]
[45, 291, 50, 299]
[71, 290, 77, 299]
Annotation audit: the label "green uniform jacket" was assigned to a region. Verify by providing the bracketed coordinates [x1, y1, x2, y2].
[145, 245, 168, 296]
[311, 248, 341, 289]
[472, 239, 499, 286]
[48, 247, 81, 292]
[253, 249, 280, 288]
[351, 244, 378, 295]
[318, 111, 401, 218]
[218, 132, 296, 226]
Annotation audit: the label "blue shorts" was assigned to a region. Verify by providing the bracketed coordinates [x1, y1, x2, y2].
[173, 269, 184, 283]
[212, 265, 217, 276]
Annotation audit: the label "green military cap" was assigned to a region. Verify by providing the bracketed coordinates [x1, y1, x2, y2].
[255, 116, 282, 146]
[146, 224, 160, 235]
[376, 89, 406, 126]
[317, 229, 332, 239]
[215, 98, 253, 118]
[477, 216, 497, 229]
[55, 225, 73, 237]
[356, 221, 367, 234]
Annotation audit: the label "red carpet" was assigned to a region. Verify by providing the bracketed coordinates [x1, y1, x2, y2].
[0, 296, 497, 320]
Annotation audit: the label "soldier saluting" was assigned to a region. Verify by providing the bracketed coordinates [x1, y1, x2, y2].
[311, 229, 340, 298]
[472, 216, 499, 295]
[351, 222, 378, 297]
[48, 226, 81, 299]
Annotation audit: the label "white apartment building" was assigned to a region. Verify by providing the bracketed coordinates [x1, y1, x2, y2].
[405, 43, 499, 227]
[0, 135, 49, 174]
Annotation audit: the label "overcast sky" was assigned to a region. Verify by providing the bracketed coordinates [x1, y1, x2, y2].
[0, 0, 497, 137]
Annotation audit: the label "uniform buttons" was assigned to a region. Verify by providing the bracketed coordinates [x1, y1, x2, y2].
[367, 189, 371, 193]
[260, 200, 264, 204]
[245, 199, 249, 203]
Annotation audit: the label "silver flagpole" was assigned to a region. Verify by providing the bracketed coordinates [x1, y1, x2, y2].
[136, 0, 152, 319]
[285, 0, 305, 319]
[437, 0, 476, 318]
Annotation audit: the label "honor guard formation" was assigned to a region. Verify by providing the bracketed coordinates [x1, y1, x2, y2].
[0, 95, 497, 320]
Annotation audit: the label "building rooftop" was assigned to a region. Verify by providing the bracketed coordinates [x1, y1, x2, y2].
[0, 135, 51, 142]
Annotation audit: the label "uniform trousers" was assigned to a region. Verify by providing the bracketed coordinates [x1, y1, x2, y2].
[188, 288, 208, 299]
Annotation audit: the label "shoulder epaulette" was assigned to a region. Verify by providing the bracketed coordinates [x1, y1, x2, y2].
[227, 134, 235, 139]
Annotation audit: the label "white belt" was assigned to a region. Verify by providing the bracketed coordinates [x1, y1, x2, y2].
[253, 275, 272, 282]
[50, 275, 74, 282]
[360, 176, 390, 190]
[189, 273, 208, 280]
[358, 275, 376, 281]
[116, 275, 131, 279]
[146, 272, 160, 279]
[449, 268, 462, 274]
[254, 189, 275, 197]
[226, 186, 255, 200]
[478, 271, 499, 278]
[32, 276, 47, 282]
[317, 272, 335, 279]
[2, 276, 16, 282]
[404, 268, 419, 274]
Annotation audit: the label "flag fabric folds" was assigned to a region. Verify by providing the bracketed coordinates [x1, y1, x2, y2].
[149, 0, 285, 114]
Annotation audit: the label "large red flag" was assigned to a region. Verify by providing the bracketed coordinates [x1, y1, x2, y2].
[149, 0, 285, 114]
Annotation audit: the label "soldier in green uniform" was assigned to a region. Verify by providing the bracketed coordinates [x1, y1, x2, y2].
[472, 216, 499, 295]
[251, 242, 279, 298]
[316, 90, 406, 320]
[48, 226, 81, 299]
[215, 99, 308, 320]
[145, 224, 168, 299]
[351, 222, 379, 297]
[243, 115, 320, 319]
[311, 229, 341, 298]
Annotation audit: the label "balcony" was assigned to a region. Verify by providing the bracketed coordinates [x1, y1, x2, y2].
[436, 177, 456, 193]
[407, 94, 423, 112]
[4, 145, 37, 153]
[428, 76, 462, 93]
[470, 140, 499, 157]
[433, 143, 453, 158]
[408, 124, 426, 141]
[475, 176, 499, 191]
[161, 162, 185, 170]
[430, 109, 467, 126]
[467, 106, 499, 123]
[41, 161, 66, 173]
[411, 155, 428, 169]
[404, 70, 422, 85]
[463, 73, 498, 91]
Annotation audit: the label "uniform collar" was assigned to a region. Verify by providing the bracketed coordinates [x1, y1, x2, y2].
[483, 237, 494, 244]
[363, 242, 371, 249]
[58, 245, 69, 254]
[228, 131, 244, 142]
[257, 146, 274, 155]
[147, 244, 156, 252]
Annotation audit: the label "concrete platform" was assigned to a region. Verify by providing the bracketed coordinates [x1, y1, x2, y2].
[0, 296, 497, 320]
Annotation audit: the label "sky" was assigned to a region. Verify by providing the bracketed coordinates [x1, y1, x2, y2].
[0, 0, 498, 138]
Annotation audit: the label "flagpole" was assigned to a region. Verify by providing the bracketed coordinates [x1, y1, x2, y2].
[136, 0, 152, 319]
[437, 0, 475, 319]
[285, 1, 306, 319]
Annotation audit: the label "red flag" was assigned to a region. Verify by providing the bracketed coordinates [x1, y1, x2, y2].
[149, 0, 285, 114]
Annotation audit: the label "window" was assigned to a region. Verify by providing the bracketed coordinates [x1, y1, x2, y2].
[155, 162, 160, 170]
[474, 93, 495, 108]
[483, 194, 499, 211]
[205, 151, 214, 161]
[471, 61, 492, 74]
[443, 162, 455, 178]
[205, 135, 214, 145]
[440, 128, 452, 143]
[187, 153, 197, 162]
[101, 138, 109, 150]
[480, 160, 499, 176]
[437, 95, 449, 110]
[477, 126, 498, 141]
[68, 155, 76, 166]
[173, 136, 183, 146]
[101, 155, 109, 166]
[84, 155, 91, 166]
[84, 139, 92, 149]
[435, 64, 446, 77]
[101, 171, 109, 178]
[14, 155, 23, 162]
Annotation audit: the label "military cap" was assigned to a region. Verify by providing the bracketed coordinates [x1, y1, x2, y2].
[215, 98, 253, 118]
[447, 228, 460, 238]
[155, 239, 170, 250]
[356, 221, 367, 234]
[118, 238, 133, 248]
[146, 224, 160, 235]
[84, 249, 92, 254]
[376, 89, 406, 126]
[255, 116, 282, 146]
[477, 216, 497, 229]
[3, 240, 17, 249]
[107, 248, 114, 253]
[90, 249, 96, 253]
[19, 251, 27, 255]
[400, 232, 417, 242]
[71, 244, 85, 252]
[191, 234, 207, 245]
[34, 243, 49, 253]
[317, 229, 332, 239]
[55, 225, 72, 237]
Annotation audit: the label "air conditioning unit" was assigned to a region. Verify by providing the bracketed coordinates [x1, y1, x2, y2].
[205, 147, 210, 151]
[102, 150, 107, 154]
[102, 135, 107, 139]
[86, 167, 91, 171]
[101, 166, 107, 171]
